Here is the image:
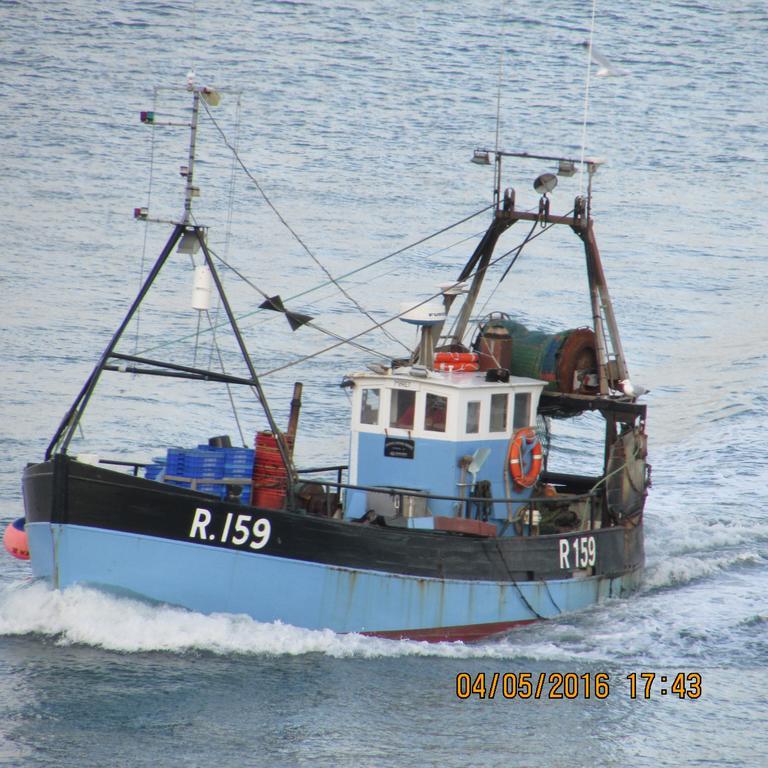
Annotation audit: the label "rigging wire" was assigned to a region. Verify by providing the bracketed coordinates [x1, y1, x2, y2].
[445, 210, 569, 346]
[202, 307, 248, 447]
[266, 204, 494, 315]
[493, 538, 546, 620]
[199, 236, 393, 361]
[135, 205, 493, 357]
[340, 227, 487, 290]
[578, 0, 599, 197]
[493, 3, 504, 158]
[224, 96, 241, 255]
[208, 92, 242, 371]
[472, 217, 539, 323]
[134, 208, 566, 380]
[185, 213, 395, 362]
[261, 213, 572, 377]
[199, 98, 410, 353]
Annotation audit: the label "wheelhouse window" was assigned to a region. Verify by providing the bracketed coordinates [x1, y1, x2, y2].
[424, 392, 448, 433]
[360, 388, 381, 425]
[465, 401, 480, 434]
[513, 392, 531, 430]
[390, 388, 416, 429]
[489, 393, 508, 432]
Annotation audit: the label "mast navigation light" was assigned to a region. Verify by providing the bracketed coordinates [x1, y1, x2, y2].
[471, 149, 491, 165]
[140, 111, 155, 124]
[533, 173, 558, 195]
[557, 159, 576, 177]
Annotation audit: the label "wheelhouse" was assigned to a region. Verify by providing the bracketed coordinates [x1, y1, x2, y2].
[345, 368, 546, 526]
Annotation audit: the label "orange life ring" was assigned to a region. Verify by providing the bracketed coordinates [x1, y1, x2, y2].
[508, 428, 543, 490]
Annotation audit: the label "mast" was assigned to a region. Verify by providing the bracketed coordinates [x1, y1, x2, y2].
[48, 81, 298, 504]
[47, 224, 185, 459]
[182, 87, 200, 224]
[447, 149, 629, 392]
[577, 214, 629, 391]
[445, 215, 514, 347]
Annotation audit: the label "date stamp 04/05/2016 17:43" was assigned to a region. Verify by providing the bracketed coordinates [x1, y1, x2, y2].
[455, 672, 702, 701]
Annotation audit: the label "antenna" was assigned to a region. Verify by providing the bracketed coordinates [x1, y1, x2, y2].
[183, 75, 200, 224]
[492, 4, 506, 210]
[135, 80, 221, 227]
[578, 0, 599, 197]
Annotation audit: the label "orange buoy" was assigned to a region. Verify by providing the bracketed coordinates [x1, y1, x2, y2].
[3, 517, 30, 560]
[508, 428, 544, 490]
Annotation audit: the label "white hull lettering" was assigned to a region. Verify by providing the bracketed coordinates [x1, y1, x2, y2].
[188, 508, 272, 551]
[189, 507, 212, 540]
[559, 535, 596, 569]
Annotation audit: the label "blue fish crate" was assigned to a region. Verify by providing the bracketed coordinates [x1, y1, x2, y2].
[183, 449, 225, 479]
[165, 479, 192, 489]
[223, 447, 253, 460]
[165, 448, 187, 474]
[222, 447, 253, 459]
[223, 448, 254, 476]
[144, 463, 166, 482]
[197, 482, 227, 498]
[161, 445, 252, 489]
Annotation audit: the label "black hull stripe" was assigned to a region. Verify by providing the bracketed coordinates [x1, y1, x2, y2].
[23, 457, 644, 583]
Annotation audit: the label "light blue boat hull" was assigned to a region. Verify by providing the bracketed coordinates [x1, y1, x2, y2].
[27, 520, 641, 640]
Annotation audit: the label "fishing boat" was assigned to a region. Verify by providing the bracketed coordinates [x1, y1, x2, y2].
[15, 83, 649, 642]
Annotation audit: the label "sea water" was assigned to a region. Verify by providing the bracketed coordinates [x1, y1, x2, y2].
[1, 1, 767, 765]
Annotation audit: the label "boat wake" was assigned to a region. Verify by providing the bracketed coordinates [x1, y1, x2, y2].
[642, 550, 764, 592]
[0, 580, 526, 659]
[1, 573, 764, 667]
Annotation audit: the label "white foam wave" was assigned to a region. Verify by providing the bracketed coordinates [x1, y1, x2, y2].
[642, 551, 762, 592]
[646, 513, 768, 559]
[2, 561, 763, 666]
[0, 580, 550, 660]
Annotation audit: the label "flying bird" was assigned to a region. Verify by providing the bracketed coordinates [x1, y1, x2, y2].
[581, 41, 627, 77]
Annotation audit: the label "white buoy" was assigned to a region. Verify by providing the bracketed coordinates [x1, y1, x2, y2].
[192, 265, 213, 311]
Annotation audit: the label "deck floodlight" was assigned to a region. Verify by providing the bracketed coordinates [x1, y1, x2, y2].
[177, 230, 201, 254]
[557, 159, 576, 177]
[533, 173, 558, 195]
[471, 149, 491, 165]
